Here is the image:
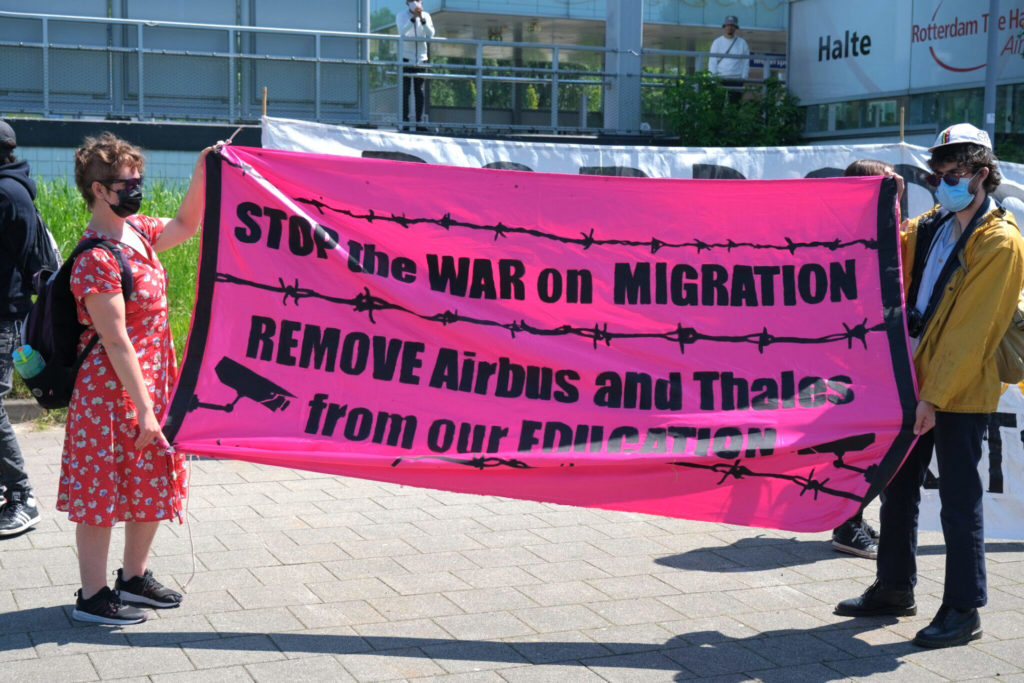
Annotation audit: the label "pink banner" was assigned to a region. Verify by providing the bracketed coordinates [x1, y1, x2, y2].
[164, 146, 916, 531]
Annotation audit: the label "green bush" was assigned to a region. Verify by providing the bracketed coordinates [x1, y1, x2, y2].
[11, 179, 196, 400]
[664, 72, 804, 147]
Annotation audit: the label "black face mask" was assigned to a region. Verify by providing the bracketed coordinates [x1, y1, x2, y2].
[109, 186, 143, 218]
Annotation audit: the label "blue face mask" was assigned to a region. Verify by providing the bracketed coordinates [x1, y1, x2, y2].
[936, 171, 977, 213]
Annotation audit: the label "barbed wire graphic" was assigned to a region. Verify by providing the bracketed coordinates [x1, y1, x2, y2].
[293, 197, 879, 255]
[669, 460, 864, 502]
[391, 455, 532, 469]
[214, 273, 886, 353]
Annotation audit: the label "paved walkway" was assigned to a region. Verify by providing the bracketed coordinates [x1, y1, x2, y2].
[2, 423, 1023, 682]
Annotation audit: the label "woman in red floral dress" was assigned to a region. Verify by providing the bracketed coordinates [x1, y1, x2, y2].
[57, 133, 214, 625]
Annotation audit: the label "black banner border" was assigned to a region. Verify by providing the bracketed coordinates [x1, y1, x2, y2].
[860, 176, 917, 505]
[163, 152, 222, 443]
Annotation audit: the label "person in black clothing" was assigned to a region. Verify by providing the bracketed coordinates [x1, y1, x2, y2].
[0, 119, 42, 537]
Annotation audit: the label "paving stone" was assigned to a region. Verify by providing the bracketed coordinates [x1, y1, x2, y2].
[0, 604, 72, 635]
[0, 653, 97, 682]
[419, 640, 531, 673]
[31, 625, 131, 657]
[90, 645, 195, 678]
[589, 598, 684, 626]
[527, 542, 612, 563]
[247, 654, 356, 681]
[581, 623, 675, 655]
[475, 513, 549, 531]
[435, 611, 536, 640]
[151, 665, 256, 682]
[353, 618, 454, 650]
[267, 626, 373, 657]
[497, 663, 608, 682]
[824, 655, 948, 680]
[578, 651, 691, 681]
[657, 591, 754, 619]
[663, 641, 774, 677]
[513, 605, 610, 633]
[197, 548, 280, 571]
[467, 529, 547, 549]
[0, 632, 36, 662]
[452, 566, 544, 589]
[249, 563, 336, 586]
[336, 647, 447, 680]
[503, 630, 609, 665]
[288, 601, 387, 629]
[324, 557, 411, 580]
[207, 606, 306, 633]
[122, 614, 222, 647]
[367, 593, 463, 621]
[970, 638, 1024, 671]
[586, 575, 677, 600]
[182, 634, 287, 669]
[227, 583, 322, 609]
[517, 581, 610, 607]
[522, 561, 610, 583]
[460, 546, 546, 569]
[334, 538, 420, 559]
[163, 588, 242, 617]
[381, 571, 473, 596]
[395, 551, 482, 573]
[307, 577, 397, 602]
[444, 587, 538, 613]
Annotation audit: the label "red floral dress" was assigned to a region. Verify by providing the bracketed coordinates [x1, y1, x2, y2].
[57, 215, 187, 527]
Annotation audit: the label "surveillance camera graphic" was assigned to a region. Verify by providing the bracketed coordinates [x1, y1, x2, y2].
[188, 357, 296, 414]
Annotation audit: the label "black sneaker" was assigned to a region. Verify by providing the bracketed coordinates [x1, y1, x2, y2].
[72, 586, 148, 625]
[0, 490, 41, 537]
[114, 568, 183, 608]
[832, 518, 878, 559]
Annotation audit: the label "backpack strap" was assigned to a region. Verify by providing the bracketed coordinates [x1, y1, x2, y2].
[68, 238, 135, 365]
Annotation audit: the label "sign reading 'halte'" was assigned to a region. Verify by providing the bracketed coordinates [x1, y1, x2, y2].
[163, 146, 917, 532]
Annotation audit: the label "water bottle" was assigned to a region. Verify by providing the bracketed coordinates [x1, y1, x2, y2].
[13, 345, 45, 380]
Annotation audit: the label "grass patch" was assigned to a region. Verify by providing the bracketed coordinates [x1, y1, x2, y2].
[11, 178, 196, 401]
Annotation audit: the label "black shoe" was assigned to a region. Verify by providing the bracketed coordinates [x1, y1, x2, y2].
[835, 580, 916, 617]
[114, 568, 183, 608]
[913, 605, 982, 648]
[72, 586, 148, 625]
[0, 490, 41, 537]
[832, 518, 878, 559]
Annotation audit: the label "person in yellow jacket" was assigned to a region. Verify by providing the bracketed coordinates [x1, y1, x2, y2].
[835, 123, 1024, 649]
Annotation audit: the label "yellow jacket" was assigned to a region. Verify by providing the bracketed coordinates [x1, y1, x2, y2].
[902, 202, 1024, 413]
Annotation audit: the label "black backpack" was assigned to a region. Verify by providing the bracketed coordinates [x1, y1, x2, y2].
[20, 238, 133, 410]
[18, 208, 62, 291]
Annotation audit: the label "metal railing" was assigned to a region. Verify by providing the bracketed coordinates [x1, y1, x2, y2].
[0, 10, 786, 136]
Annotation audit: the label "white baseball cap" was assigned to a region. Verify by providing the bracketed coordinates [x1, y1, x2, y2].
[929, 123, 992, 152]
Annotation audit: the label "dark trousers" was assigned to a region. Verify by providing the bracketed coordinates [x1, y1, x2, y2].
[402, 60, 426, 123]
[0, 319, 30, 499]
[877, 410, 987, 608]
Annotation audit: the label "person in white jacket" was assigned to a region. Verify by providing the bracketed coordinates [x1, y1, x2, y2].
[707, 15, 749, 101]
[398, 0, 435, 127]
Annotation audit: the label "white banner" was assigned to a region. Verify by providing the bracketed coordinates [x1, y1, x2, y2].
[262, 115, 1024, 540]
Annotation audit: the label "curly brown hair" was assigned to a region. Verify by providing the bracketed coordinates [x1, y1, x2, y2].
[843, 159, 892, 177]
[74, 132, 146, 207]
[928, 143, 1001, 195]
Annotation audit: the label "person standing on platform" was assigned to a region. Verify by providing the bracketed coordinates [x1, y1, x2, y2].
[398, 0, 435, 130]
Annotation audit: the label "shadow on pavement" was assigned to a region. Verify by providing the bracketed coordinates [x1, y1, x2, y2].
[655, 535, 1024, 572]
[9, 605, 915, 681]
